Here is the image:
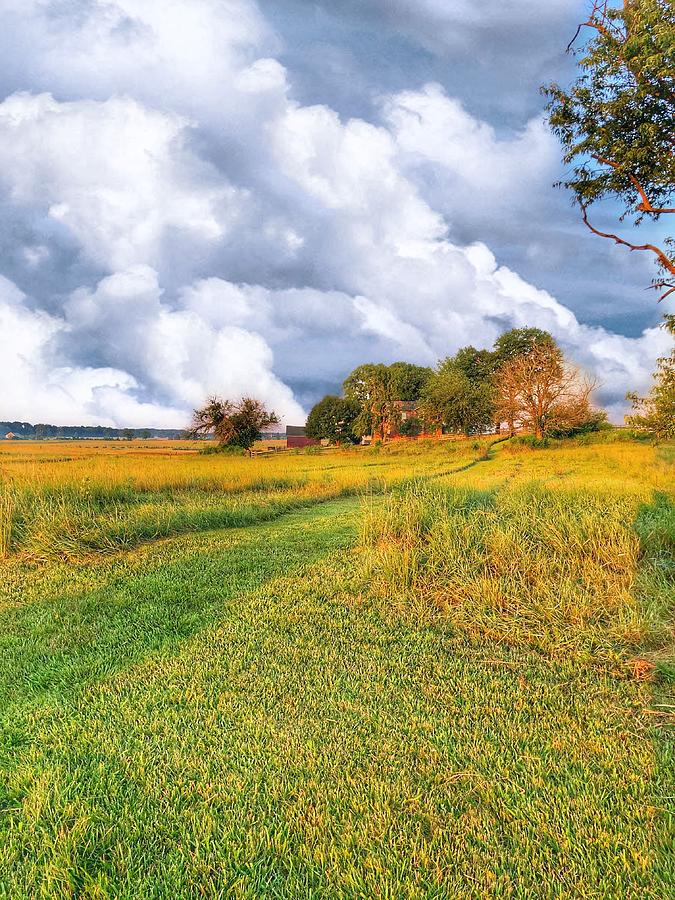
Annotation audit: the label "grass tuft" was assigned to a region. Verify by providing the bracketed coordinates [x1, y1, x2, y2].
[0, 485, 13, 558]
[360, 479, 672, 665]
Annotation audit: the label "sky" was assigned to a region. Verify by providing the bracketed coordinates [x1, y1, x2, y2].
[0, 0, 671, 427]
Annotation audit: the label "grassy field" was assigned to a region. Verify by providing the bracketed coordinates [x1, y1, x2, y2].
[0, 439, 476, 561]
[0, 436, 673, 897]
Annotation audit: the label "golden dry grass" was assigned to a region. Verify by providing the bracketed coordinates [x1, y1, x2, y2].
[0, 438, 479, 560]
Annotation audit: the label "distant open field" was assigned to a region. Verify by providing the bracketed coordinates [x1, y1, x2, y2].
[0, 435, 673, 897]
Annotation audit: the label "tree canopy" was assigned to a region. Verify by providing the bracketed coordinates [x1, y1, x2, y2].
[626, 314, 675, 438]
[188, 397, 279, 451]
[543, 0, 675, 297]
[342, 364, 390, 407]
[492, 328, 554, 366]
[306, 396, 360, 444]
[495, 343, 600, 439]
[343, 364, 395, 440]
[420, 358, 495, 436]
[342, 362, 432, 440]
[386, 362, 433, 401]
[342, 362, 431, 404]
[450, 346, 496, 381]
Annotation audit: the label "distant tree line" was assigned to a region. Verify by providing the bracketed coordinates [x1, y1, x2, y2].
[0, 422, 185, 440]
[306, 327, 608, 444]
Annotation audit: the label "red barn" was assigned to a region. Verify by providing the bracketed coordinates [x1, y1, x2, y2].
[286, 425, 319, 449]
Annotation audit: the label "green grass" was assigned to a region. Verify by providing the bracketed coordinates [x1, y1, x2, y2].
[0, 438, 673, 897]
[0, 481, 360, 561]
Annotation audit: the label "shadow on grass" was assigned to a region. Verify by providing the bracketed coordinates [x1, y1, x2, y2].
[633, 492, 675, 670]
[634, 492, 675, 890]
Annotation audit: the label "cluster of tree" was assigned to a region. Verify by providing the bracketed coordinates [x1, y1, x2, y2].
[419, 328, 605, 439]
[626, 314, 675, 439]
[342, 362, 433, 441]
[305, 362, 433, 443]
[306, 328, 606, 443]
[0, 422, 185, 440]
[187, 397, 279, 452]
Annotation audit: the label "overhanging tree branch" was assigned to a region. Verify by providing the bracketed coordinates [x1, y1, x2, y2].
[568, 1, 675, 103]
[567, 1, 624, 51]
[580, 205, 675, 272]
[547, 1, 675, 301]
[593, 155, 675, 214]
[580, 205, 675, 298]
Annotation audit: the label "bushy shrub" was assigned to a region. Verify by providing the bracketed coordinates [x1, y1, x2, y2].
[547, 410, 609, 438]
[511, 435, 553, 450]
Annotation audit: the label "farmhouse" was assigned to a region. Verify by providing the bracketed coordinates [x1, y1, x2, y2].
[388, 400, 419, 438]
[372, 400, 422, 441]
[3, 432, 21, 440]
[286, 425, 319, 449]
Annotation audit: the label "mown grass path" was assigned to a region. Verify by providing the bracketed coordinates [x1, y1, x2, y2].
[0, 477, 672, 897]
[0, 498, 360, 717]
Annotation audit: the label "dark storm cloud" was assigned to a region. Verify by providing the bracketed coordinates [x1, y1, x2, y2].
[260, 0, 579, 121]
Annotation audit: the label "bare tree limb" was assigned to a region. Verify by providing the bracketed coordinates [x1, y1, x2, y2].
[580, 206, 675, 291]
[566, 24, 584, 53]
[568, 1, 625, 50]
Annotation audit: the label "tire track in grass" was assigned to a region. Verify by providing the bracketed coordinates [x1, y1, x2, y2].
[0, 443, 498, 742]
[0, 498, 361, 730]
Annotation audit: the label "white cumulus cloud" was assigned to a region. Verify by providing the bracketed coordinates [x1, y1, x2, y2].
[0, 92, 239, 272]
[0, 1, 669, 427]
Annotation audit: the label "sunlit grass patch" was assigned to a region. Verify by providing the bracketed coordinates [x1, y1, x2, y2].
[0, 505, 671, 897]
[0, 441, 477, 560]
[360, 478, 673, 666]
